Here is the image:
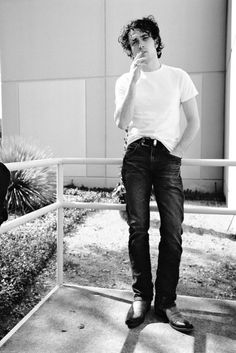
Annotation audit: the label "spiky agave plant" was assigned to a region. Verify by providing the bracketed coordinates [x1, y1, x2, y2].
[0, 136, 56, 215]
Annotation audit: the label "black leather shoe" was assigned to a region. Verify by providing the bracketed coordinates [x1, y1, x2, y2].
[125, 300, 151, 329]
[155, 305, 194, 333]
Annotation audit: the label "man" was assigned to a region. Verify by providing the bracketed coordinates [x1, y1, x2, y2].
[0, 162, 10, 226]
[114, 16, 200, 332]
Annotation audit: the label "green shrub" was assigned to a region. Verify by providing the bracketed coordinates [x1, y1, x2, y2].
[0, 137, 56, 215]
[0, 215, 57, 315]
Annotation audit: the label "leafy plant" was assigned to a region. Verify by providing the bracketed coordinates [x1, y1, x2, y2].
[0, 136, 56, 214]
[0, 214, 57, 316]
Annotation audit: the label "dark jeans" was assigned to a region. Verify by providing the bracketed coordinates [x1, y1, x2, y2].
[122, 138, 184, 309]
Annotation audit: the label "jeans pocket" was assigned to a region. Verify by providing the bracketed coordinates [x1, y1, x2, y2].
[125, 141, 140, 156]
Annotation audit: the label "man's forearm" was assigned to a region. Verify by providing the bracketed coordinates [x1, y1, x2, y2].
[172, 97, 200, 157]
[173, 118, 200, 157]
[115, 81, 136, 130]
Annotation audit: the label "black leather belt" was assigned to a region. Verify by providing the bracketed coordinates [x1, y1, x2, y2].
[140, 137, 158, 147]
[135, 137, 169, 153]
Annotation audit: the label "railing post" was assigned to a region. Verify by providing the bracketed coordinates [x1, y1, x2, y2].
[56, 162, 64, 285]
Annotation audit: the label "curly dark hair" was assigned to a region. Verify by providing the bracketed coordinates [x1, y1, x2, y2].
[118, 15, 164, 59]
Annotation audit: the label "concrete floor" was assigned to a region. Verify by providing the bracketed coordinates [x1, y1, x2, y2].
[0, 285, 236, 353]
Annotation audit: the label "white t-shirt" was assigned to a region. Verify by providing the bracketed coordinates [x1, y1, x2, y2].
[115, 64, 198, 151]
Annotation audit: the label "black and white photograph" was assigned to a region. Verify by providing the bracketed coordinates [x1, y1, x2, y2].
[0, 1, 235, 352]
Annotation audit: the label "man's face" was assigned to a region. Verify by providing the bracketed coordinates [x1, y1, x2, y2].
[128, 29, 157, 60]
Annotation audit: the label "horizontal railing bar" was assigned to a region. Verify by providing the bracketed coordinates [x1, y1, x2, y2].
[184, 205, 236, 215]
[4, 157, 236, 172]
[63, 201, 125, 210]
[0, 201, 61, 234]
[60, 157, 122, 165]
[2, 157, 236, 235]
[5, 158, 62, 171]
[60, 157, 236, 167]
[62, 201, 236, 215]
[182, 159, 236, 166]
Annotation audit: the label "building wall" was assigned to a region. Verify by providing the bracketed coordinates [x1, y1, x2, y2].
[0, 0, 227, 191]
[224, 0, 236, 207]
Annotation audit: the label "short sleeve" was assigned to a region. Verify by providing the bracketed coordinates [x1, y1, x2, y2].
[179, 70, 198, 103]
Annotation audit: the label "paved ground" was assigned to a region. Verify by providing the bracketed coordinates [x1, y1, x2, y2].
[0, 285, 236, 353]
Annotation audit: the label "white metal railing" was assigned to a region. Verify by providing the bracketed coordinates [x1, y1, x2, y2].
[0, 157, 236, 347]
[1, 157, 236, 284]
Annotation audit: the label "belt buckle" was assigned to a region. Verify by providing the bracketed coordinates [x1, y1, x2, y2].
[141, 138, 150, 147]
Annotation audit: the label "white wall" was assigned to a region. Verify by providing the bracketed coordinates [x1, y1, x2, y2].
[224, 0, 236, 207]
[0, 0, 227, 191]
[19, 80, 86, 177]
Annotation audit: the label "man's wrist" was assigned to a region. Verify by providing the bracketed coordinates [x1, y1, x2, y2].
[129, 77, 138, 88]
